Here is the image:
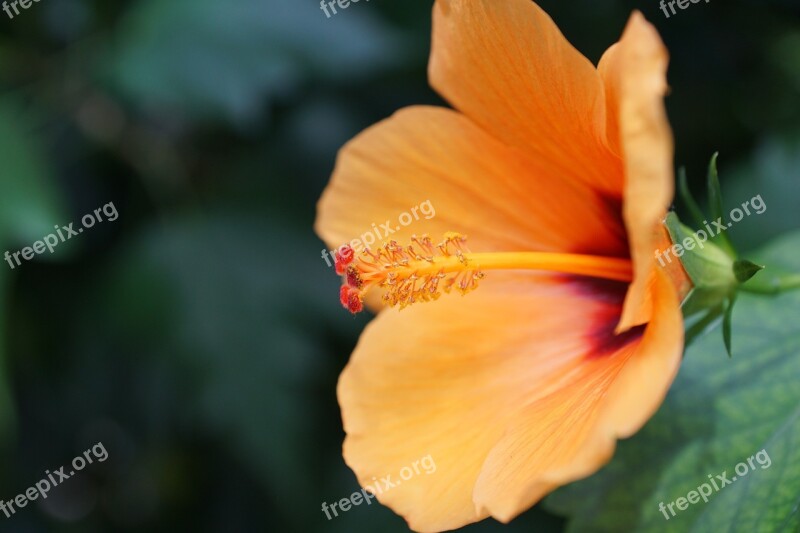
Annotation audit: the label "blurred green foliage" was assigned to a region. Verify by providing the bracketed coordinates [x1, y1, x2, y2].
[0, 0, 798, 531]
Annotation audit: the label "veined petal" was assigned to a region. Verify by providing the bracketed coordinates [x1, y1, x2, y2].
[429, 0, 622, 196]
[315, 106, 628, 266]
[338, 271, 682, 531]
[598, 12, 675, 330]
[472, 268, 682, 522]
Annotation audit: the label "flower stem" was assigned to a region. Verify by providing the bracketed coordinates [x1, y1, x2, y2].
[739, 273, 800, 295]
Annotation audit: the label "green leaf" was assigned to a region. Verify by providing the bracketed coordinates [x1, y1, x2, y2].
[677, 167, 706, 229]
[733, 259, 765, 283]
[707, 152, 724, 225]
[683, 301, 723, 349]
[103, 0, 406, 124]
[545, 229, 800, 532]
[721, 294, 736, 357]
[706, 153, 736, 256]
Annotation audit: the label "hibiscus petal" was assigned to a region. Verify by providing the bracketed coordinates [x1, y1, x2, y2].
[315, 106, 628, 264]
[338, 270, 682, 531]
[598, 12, 675, 331]
[429, 0, 622, 196]
[472, 268, 682, 522]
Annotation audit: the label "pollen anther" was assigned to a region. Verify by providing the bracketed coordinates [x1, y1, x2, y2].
[331, 233, 634, 314]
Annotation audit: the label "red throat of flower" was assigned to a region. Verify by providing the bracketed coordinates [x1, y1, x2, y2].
[332, 233, 636, 314]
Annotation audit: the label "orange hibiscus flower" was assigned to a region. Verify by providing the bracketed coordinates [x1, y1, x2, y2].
[315, 1, 690, 530]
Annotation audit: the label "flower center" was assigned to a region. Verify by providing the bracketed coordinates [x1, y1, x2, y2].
[335, 233, 632, 313]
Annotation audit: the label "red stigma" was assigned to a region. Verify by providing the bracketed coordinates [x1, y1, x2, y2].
[334, 245, 355, 275]
[339, 286, 363, 314]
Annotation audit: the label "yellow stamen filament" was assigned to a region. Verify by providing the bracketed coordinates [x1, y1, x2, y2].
[380, 252, 632, 283]
[342, 233, 632, 310]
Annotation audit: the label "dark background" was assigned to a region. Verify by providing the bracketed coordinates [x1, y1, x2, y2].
[0, 0, 798, 531]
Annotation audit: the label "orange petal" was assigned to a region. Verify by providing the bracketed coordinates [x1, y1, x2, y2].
[338, 271, 683, 531]
[429, 0, 622, 196]
[472, 268, 682, 522]
[596, 269, 684, 437]
[315, 106, 627, 267]
[598, 12, 675, 330]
